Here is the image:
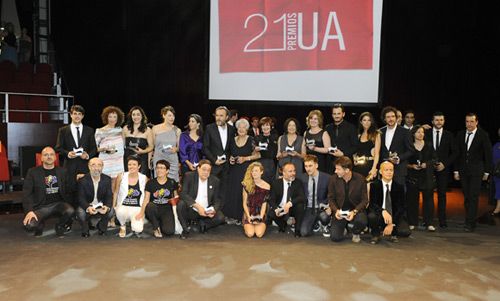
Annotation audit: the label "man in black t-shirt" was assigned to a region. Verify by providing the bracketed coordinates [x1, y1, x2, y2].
[22, 147, 74, 237]
[144, 160, 180, 238]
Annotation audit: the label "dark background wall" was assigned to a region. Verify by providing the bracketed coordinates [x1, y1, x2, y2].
[49, 0, 500, 138]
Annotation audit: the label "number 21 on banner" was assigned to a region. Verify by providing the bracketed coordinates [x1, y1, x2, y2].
[244, 12, 346, 53]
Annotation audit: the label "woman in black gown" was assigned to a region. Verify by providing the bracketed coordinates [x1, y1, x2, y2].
[225, 119, 261, 223]
[352, 112, 381, 181]
[122, 106, 153, 177]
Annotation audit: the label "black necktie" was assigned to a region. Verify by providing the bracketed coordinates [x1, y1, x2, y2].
[286, 182, 292, 203]
[435, 130, 440, 150]
[385, 184, 392, 215]
[76, 126, 81, 148]
[465, 132, 472, 150]
[312, 177, 316, 213]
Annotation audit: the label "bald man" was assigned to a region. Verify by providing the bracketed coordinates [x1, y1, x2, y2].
[76, 157, 113, 237]
[22, 147, 74, 237]
[367, 161, 410, 244]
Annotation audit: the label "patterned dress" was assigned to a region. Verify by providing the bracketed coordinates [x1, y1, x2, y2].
[153, 129, 180, 182]
[95, 127, 124, 178]
[242, 185, 269, 224]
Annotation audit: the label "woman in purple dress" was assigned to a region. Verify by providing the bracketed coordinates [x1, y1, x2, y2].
[179, 114, 204, 175]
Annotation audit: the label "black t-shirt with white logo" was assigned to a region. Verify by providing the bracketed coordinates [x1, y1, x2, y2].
[122, 182, 142, 207]
[43, 168, 63, 205]
[145, 178, 178, 205]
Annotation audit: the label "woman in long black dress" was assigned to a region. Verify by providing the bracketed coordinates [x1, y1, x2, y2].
[225, 119, 261, 223]
[255, 117, 278, 184]
[352, 112, 381, 181]
[304, 110, 331, 173]
[406, 125, 435, 231]
[122, 106, 153, 177]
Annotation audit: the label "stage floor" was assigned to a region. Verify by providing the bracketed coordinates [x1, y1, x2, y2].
[1, 191, 499, 301]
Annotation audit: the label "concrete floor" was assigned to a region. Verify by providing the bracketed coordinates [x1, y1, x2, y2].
[1, 191, 499, 301]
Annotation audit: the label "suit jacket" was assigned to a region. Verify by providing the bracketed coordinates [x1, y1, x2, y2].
[328, 172, 368, 212]
[77, 173, 113, 209]
[325, 120, 358, 158]
[368, 179, 406, 223]
[424, 128, 458, 169]
[55, 124, 97, 182]
[22, 166, 71, 213]
[202, 123, 235, 164]
[298, 171, 330, 208]
[180, 171, 222, 211]
[455, 127, 492, 176]
[380, 125, 414, 176]
[269, 178, 306, 209]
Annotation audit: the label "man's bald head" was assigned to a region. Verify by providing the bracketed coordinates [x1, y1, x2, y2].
[41, 147, 56, 168]
[88, 157, 103, 178]
[379, 161, 394, 182]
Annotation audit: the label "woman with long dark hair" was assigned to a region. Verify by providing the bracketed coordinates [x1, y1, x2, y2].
[123, 106, 153, 176]
[179, 114, 204, 175]
[352, 112, 381, 181]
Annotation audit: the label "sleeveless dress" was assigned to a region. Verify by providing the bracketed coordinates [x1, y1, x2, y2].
[305, 129, 328, 173]
[255, 133, 278, 184]
[95, 127, 124, 178]
[352, 138, 375, 178]
[124, 137, 150, 176]
[277, 134, 304, 175]
[153, 129, 180, 182]
[242, 185, 270, 224]
[224, 136, 255, 220]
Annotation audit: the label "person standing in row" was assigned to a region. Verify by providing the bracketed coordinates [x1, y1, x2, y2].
[179, 114, 204, 175]
[152, 106, 181, 182]
[255, 117, 278, 184]
[123, 106, 153, 176]
[325, 104, 358, 170]
[353, 112, 381, 181]
[304, 110, 332, 173]
[454, 113, 492, 232]
[95, 106, 125, 190]
[277, 118, 306, 176]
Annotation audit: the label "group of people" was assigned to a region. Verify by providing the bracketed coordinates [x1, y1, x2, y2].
[0, 22, 32, 65]
[21, 103, 499, 243]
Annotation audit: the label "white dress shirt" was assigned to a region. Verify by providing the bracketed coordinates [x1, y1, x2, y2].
[385, 126, 396, 151]
[280, 179, 292, 208]
[382, 180, 392, 210]
[465, 128, 477, 150]
[195, 178, 209, 208]
[70, 123, 83, 147]
[433, 127, 443, 150]
[217, 125, 228, 150]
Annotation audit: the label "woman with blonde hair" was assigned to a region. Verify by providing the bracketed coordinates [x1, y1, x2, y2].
[241, 162, 270, 238]
[304, 110, 331, 173]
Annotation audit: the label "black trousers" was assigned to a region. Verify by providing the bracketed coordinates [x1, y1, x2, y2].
[460, 174, 483, 228]
[367, 211, 411, 237]
[406, 180, 434, 226]
[176, 200, 225, 232]
[145, 203, 175, 235]
[211, 162, 229, 208]
[299, 208, 331, 237]
[330, 211, 367, 242]
[76, 206, 114, 233]
[268, 204, 304, 235]
[434, 169, 450, 225]
[25, 202, 74, 234]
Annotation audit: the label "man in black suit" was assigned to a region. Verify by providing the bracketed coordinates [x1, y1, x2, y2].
[368, 161, 410, 244]
[202, 106, 235, 203]
[325, 103, 358, 171]
[22, 147, 74, 237]
[328, 156, 368, 243]
[379, 106, 414, 185]
[76, 158, 113, 237]
[298, 155, 331, 237]
[268, 162, 305, 237]
[55, 105, 97, 202]
[454, 113, 492, 231]
[177, 160, 225, 237]
[425, 112, 458, 228]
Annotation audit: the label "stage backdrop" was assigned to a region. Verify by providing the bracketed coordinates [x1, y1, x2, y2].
[209, 0, 383, 104]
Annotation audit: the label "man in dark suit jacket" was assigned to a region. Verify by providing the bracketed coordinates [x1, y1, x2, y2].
[76, 158, 113, 237]
[177, 160, 225, 237]
[424, 112, 458, 228]
[454, 113, 492, 231]
[368, 161, 411, 244]
[379, 106, 414, 185]
[22, 147, 74, 237]
[55, 105, 97, 202]
[268, 162, 306, 237]
[328, 156, 368, 243]
[298, 155, 331, 237]
[202, 106, 235, 202]
[325, 104, 358, 171]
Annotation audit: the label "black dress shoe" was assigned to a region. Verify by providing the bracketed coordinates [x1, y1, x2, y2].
[179, 232, 189, 239]
[278, 225, 286, 233]
[199, 224, 207, 234]
[439, 223, 448, 229]
[81, 232, 90, 238]
[55, 224, 66, 237]
[98, 230, 106, 236]
[464, 225, 475, 232]
[294, 232, 301, 238]
[34, 229, 43, 237]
